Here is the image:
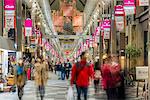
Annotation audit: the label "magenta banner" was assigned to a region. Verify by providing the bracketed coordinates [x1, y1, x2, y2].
[25, 18, 32, 27]
[124, 0, 135, 15]
[124, 0, 135, 6]
[4, 0, 16, 10]
[115, 5, 124, 16]
[103, 19, 111, 29]
[24, 18, 32, 36]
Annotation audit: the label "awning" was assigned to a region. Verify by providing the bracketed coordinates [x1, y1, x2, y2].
[0, 36, 16, 51]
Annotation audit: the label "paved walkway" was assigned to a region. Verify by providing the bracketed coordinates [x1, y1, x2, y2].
[0, 72, 145, 100]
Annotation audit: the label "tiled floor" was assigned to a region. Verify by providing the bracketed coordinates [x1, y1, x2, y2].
[0, 73, 145, 100]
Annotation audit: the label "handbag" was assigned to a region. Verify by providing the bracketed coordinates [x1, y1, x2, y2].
[67, 86, 74, 100]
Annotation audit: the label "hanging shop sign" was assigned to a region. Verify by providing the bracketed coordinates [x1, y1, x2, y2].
[115, 5, 125, 32]
[136, 0, 149, 6]
[103, 19, 111, 39]
[86, 39, 90, 48]
[124, 0, 136, 16]
[4, 0, 16, 10]
[4, 0, 16, 38]
[89, 36, 93, 47]
[95, 27, 100, 36]
[42, 38, 47, 47]
[24, 18, 32, 37]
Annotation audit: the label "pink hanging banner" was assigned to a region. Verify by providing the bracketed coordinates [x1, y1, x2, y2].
[103, 19, 111, 39]
[25, 18, 32, 27]
[4, 0, 16, 10]
[115, 5, 125, 32]
[103, 19, 111, 29]
[124, 0, 135, 6]
[136, 0, 149, 6]
[124, 0, 136, 15]
[24, 18, 32, 37]
[95, 27, 100, 36]
[115, 5, 125, 16]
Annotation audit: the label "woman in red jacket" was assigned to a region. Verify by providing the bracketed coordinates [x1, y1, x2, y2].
[111, 54, 125, 99]
[71, 51, 94, 100]
[101, 55, 118, 100]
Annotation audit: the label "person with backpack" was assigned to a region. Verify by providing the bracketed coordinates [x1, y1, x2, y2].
[71, 51, 94, 100]
[15, 58, 25, 100]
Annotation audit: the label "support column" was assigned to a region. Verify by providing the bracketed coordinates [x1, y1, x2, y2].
[148, 0, 150, 98]
[0, 0, 3, 36]
[16, 0, 22, 51]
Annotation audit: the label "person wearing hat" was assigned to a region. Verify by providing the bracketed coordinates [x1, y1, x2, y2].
[15, 58, 25, 100]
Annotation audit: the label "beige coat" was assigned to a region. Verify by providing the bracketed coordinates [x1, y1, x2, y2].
[34, 61, 48, 86]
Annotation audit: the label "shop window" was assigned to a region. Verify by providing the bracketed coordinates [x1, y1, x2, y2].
[8, 28, 15, 42]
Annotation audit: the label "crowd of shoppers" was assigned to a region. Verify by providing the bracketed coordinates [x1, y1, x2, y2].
[69, 52, 125, 100]
[54, 60, 72, 80]
[12, 51, 126, 100]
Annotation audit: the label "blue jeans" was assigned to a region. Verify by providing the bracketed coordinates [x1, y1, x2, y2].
[61, 71, 66, 80]
[76, 85, 88, 100]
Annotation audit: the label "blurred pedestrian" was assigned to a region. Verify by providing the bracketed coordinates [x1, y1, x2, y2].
[34, 58, 48, 100]
[71, 51, 94, 100]
[66, 59, 72, 80]
[15, 58, 25, 100]
[101, 54, 117, 100]
[61, 61, 66, 80]
[93, 60, 101, 94]
[111, 54, 125, 99]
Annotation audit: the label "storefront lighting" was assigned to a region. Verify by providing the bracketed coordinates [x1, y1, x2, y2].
[37, 22, 41, 25]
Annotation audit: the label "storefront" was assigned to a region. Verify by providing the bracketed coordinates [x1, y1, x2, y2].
[0, 36, 16, 76]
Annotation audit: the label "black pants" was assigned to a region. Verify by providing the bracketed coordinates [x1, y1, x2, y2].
[76, 85, 88, 100]
[106, 88, 117, 100]
[117, 85, 125, 99]
[37, 85, 45, 100]
[18, 86, 24, 100]
[66, 70, 70, 79]
[94, 79, 100, 93]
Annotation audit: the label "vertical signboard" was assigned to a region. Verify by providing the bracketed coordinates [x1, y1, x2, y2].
[115, 5, 125, 32]
[124, 0, 136, 16]
[4, 0, 16, 38]
[103, 19, 111, 39]
[24, 18, 32, 37]
[137, 0, 149, 6]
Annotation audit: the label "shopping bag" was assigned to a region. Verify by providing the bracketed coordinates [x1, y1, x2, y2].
[67, 86, 74, 100]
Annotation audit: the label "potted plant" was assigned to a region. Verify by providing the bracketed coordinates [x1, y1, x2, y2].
[125, 44, 142, 80]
